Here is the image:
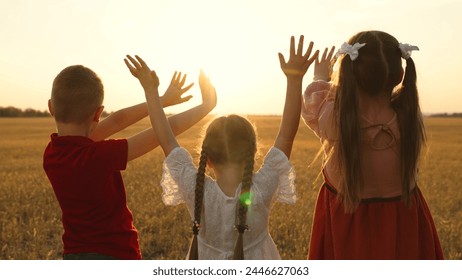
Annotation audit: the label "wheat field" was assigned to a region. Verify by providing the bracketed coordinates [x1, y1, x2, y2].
[0, 116, 460, 260]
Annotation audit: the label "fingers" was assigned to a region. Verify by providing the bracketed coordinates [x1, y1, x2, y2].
[289, 36, 295, 58]
[288, 36, 316, 62]
[126, 55, 152, 72]
[170, 71, 189, 87]
[199, 70, 206, 85]
[199, 69, 206, 80]
[179, 95, 193, 104]
[314, 46, 335, 69]
[290, 35, 314, 59]
[171, 71, 178, 84]
[321, 47, 328, 61]
[303, 41, 314, 60]
[198, 69, 217, 107]
[125, 54, 154, 78]
[126, 55, 141, 70]
[134, 55, 149, 70]
[297, 35, 304, 56]
[124, 58, 137, 76]
[319, 46, 335, 62]
[199, 69, 211, 87]
[327, 46, 336, 61]
[306, 50, 320, 66]
[315, 56, 320, 66]
[280, 37, 320, 76]
[179, 73, 186, 87]
[198, 70, 216, 93]
[278, 53, 286, 69]
[181, 83, 194, 93]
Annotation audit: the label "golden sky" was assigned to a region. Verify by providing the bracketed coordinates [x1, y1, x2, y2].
[0, 0, 460, 115]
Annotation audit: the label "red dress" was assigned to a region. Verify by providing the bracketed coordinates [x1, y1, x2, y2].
[307, 177, 444, 259]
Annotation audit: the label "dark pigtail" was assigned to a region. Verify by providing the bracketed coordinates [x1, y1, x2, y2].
[188, 149, 207, 260]
[232, 143, 255, 260]
[334, 57, 363, 212]
[391, 57, 426, 203]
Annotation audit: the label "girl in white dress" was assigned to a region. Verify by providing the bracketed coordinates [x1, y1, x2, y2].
[124, 36, 319, 259]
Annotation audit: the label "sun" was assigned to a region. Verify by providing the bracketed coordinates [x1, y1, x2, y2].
[154, 24, 263, 114]
[133, 1, 285, 115]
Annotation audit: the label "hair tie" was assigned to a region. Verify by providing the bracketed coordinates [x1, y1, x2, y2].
[234, 224, 249, 233]
[336, 42, 367, 61]
[192, 220, 201, 234]
[399, 43, 419, 60]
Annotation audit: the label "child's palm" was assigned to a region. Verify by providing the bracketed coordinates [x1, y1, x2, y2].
[163, 72, 194, 107]
[124, 55, 159, 91]
[314, 46, 336, 81]
[199, 70, 217, 109]
[279, 36, 318, 78]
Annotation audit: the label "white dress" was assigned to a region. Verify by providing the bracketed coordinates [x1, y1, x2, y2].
[161, 146, 296, 260]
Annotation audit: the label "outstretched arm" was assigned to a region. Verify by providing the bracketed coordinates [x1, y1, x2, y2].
[275, 36, 318, 158]
[89, 72, 194, 141]
[125, 55, 217, 158]
[122, 104, 211, 161]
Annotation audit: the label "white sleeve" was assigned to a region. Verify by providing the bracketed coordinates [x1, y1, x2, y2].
[160, 147, 197, 206]
[253, 147, 296, 206]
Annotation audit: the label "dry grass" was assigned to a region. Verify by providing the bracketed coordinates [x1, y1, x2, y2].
[0, 117, 460, 259]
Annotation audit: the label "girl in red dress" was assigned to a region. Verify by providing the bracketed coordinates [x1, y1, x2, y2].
[302, 30, 444, 259]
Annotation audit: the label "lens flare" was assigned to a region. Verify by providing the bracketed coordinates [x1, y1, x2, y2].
[239, 192, 253, 208]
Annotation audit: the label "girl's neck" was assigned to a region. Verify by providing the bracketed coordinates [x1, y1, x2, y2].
[212, 163, 245, 197]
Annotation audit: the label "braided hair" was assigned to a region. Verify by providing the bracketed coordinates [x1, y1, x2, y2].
[187, 115, 257, 260]
[232, 141, 255, 259]
[188, 149, 207, 260]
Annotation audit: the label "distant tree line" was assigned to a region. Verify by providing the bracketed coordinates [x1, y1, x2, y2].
[429, 112, 462, 118]
[0, 106, 111, 118]
[0, 106, 50, 117]
[1, 105, 460, 118]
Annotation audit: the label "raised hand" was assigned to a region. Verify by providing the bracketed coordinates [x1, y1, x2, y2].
[162, 71, 194, 107]
[199, 69, 217, 110]
[314, 46, 335, 81]
[124, 55, 159, 94]
[278, 36, 319, 78]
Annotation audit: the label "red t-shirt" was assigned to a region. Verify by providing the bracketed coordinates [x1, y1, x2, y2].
[43, 133, 141, 259]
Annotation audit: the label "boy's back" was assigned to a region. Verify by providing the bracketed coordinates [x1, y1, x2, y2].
[43, 133, 141, 259]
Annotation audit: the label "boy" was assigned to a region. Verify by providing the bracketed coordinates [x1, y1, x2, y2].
[43, 64, 215, 259]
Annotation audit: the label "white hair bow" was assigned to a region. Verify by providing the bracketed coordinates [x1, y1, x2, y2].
[336, 42, 367, 61]
[399, 43, 419, 59]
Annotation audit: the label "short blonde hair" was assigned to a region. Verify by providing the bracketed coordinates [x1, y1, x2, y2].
[51, 65, 104, 123]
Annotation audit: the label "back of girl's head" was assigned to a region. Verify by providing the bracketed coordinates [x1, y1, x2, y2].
[189, 115, 257, 259]
[202, 114, 257, 165]
[51, 65, 104, 124]
[342, 31, 403, 94]
[333, 30, 425, 212]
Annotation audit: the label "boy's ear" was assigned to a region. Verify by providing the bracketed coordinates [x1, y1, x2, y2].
[47, 99, 54, 116]
[93, 106, 105, 122]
